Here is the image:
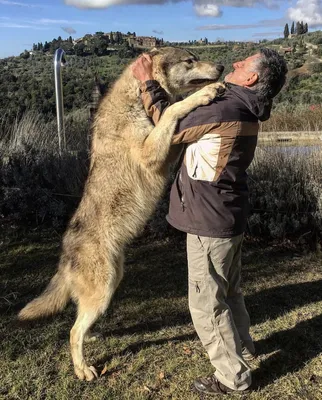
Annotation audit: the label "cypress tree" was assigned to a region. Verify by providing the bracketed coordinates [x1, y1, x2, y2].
[291, 21, 295, 34]
[284, 23, 290, 39]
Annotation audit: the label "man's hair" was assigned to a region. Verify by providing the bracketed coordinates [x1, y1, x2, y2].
[252, 48, 288, 99]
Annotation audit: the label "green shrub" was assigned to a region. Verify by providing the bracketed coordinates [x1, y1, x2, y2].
[248, 147, 322, 241]
[309, 62, 322, 73]
[0, 150, 88, 228]
[1, 112, 322, 244]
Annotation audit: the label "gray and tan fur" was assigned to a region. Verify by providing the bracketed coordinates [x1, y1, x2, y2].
[18, 47, 224, 381]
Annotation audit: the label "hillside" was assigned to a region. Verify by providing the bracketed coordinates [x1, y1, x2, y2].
[1, 30, 322, 125]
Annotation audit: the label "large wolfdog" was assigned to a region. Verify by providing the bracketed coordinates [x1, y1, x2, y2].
[19, 47, 224, 380]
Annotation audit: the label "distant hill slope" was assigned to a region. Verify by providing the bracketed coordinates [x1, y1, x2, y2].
[1, 30, 322, 123]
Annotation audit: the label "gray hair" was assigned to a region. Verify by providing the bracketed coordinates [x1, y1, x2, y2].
[251, 48, 288, 99]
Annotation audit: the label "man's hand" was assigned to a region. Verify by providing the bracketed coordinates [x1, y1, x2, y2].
[131, 54, 153, 83]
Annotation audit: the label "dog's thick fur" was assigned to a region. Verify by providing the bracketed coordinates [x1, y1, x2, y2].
[18, 47, 224, 381]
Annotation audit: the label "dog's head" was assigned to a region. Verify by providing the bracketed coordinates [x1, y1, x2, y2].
[149, 47, 224, 96]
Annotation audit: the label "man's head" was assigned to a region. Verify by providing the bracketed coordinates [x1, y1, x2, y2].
[225, 48, 288, 99]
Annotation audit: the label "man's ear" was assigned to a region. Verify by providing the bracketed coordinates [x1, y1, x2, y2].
[246, 72, 259, 87]
[248, 72, 259, 85]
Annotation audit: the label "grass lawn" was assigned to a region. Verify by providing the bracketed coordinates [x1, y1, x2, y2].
[0, 231, 321, 400]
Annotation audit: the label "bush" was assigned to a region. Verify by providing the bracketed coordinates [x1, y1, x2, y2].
[248, 146, 322, 242]
[309, 62, 322, 73]
[0, 150, 88, 228]
[261, 104, 322, 131]
[1, 112, 322, 244]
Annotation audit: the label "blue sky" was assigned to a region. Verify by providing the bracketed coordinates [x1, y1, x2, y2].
[0, 0, 321, 58]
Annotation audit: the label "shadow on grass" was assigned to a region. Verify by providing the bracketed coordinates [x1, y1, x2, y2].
[1, 236, 321, 388]
[253, 313, 322, 388]
[95, 332, 197, 373]
[2, 238, 321, 325]
[247, 279, 322, 325]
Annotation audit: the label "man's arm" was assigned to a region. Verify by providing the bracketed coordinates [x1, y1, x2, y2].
[140, 80, 171, 125]
[132, 54, 171, 125]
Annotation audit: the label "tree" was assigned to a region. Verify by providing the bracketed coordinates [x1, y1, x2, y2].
[43, 41, 50, 52]
[74, 42, 85, 56]
[291, 21, 295, 34]
[296, 21, 301, 35]
[20, 50, 30, 59]
[284, 23, 289, 39]
[304, 23, 308, 33]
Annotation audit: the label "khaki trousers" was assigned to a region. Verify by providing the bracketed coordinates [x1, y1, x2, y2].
[187, 233, 252, 391]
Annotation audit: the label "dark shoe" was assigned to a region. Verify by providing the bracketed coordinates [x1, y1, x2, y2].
[194, 375, 250, 395]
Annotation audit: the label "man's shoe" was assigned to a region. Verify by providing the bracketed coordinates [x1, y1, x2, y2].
[193, 375, 250, 395]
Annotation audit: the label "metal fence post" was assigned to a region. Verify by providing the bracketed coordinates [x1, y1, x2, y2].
[54, 48, 66, 155]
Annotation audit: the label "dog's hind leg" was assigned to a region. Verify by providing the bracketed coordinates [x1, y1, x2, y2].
[70, 305, 101, 381]
[84, 254, 124, 343]
[70, 255, 124, 381]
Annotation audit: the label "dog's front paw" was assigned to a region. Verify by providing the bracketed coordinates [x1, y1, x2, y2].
[190, 82, 226, 107]
[200, 82, 226, 99]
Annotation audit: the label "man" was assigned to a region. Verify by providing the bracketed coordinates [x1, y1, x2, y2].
[132, 49, 287, 395]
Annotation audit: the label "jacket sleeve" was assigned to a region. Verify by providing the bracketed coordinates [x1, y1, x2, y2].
[140, 80, 171, 125]
[141, 80, 221, 144]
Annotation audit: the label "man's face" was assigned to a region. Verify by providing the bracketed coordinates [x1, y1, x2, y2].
[224, 53, 260, 87]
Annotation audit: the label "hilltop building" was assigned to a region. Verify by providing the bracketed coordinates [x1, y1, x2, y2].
[128, 36, 158, 47]
[74, 32, 160, 48]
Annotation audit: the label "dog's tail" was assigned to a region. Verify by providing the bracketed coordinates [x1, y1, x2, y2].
[18, 268, 70, 321]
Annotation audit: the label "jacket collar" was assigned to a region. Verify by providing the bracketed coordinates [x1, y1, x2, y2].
[225, 82, 272, 122]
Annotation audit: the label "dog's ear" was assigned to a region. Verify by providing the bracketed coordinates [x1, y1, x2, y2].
[149, 47, 162, 57]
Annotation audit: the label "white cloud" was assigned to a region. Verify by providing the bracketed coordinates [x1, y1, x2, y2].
[197, 17, 286, 30]
[0, 0, 40, 7]
[152, 29, 164, 34]
[61, 26, 77, 34]
[252, 31, 283, 37]
[64, 0, 322, 25]
[0, 22, 47, 29]
[64, 0, 161, 8]
[288, 0, 322, 26]
[37, 18, 89, 25]
[194, 3, 222, 16]
[0, 16, 89, 30]
[64, 0, 284, 16]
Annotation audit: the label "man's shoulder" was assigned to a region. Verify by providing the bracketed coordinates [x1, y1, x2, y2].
[179, 89, 253, 132]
